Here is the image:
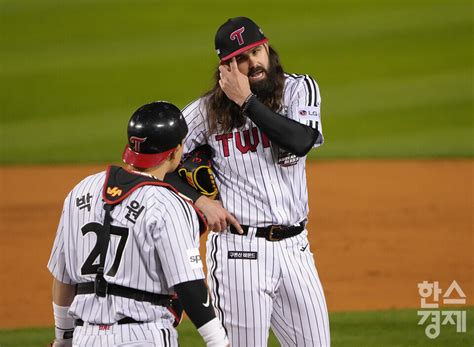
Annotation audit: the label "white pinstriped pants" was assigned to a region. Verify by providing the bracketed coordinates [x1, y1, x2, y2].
[72, 322, 178, 347]
[207, 229, 330, 347]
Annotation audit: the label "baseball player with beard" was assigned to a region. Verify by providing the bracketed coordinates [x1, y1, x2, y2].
[47, 101, 229, 347]
[175, 17, 330, 347]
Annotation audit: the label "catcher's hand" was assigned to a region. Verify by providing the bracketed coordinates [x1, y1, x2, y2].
[178, 145, 218, 199]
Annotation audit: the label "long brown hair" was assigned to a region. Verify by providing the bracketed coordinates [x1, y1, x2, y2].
[203, 45, 285, 136]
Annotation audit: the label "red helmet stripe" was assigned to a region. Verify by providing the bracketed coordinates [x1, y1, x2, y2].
[122, 145, 176, 168]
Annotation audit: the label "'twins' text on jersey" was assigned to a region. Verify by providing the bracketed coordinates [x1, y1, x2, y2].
[183, 73, 323, 227]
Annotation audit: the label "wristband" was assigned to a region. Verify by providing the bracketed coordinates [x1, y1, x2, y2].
[241, 93, 256, 114]
[197, 317, 229, 347]
[53, 303, 74, 340]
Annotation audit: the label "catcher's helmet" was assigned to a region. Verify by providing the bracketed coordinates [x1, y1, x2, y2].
[122, 101, 188, 168]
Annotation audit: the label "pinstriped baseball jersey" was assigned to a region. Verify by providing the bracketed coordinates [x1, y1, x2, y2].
[183, 72, 330, 346]
[47, 170, 204, 326]
[183, 73, 323, 227]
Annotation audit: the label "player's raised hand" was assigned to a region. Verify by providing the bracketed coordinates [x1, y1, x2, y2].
[218, 57, 252, 107]
[195, 196, 243, 233]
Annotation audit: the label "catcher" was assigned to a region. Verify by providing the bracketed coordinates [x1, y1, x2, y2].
[48, 102, 229, 347]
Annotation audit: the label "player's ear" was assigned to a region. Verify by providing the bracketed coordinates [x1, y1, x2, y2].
[169, 144, 182, 162]
[169, 148, 177, 161]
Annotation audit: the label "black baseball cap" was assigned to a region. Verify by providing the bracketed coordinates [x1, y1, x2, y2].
[215, 17, 268, 61]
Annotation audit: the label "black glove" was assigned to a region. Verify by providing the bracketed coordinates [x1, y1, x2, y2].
[178, 145, 218, 199]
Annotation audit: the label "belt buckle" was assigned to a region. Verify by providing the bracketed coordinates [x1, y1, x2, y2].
[268, 225, 282, 241]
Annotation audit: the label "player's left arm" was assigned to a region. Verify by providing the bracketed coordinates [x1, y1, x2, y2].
[51, 278, 75, 346]
[219, 58, 321, 157]
[244, 96, 319, 156]
[285, 74, 324, 147]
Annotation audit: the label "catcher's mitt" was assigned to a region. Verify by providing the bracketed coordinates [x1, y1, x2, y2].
[178, 145, 218, 199]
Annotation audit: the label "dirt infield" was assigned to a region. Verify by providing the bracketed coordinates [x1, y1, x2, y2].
[0, 160, 472, 329]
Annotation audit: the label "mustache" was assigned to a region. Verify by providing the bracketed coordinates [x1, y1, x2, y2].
[248, 62, 278, 100]
[248, 66, 267, 77]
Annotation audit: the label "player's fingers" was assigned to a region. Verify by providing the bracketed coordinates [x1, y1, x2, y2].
[230, 57, 238, 72]
[208, 215, 223, 232]
[211, 222, 222, 232]
[219, 217, 228, 232]
[218, 65, 228, 77]
[227, 213, 243, 234]
[221, 60, 231, 72]
[208, 220, 219, 232]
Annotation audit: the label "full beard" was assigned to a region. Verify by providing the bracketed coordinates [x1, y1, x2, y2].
[249, 65, 278, 102]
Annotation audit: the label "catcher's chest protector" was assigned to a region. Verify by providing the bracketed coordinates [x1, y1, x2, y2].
[103, 165, 207, 234]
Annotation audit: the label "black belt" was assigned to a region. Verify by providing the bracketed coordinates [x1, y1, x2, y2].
[75, 317, 142, 326]
[76, 282, 172, 307]
[230, 222, 305, 241]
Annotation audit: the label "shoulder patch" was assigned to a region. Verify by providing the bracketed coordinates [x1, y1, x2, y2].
[102, 166, 209, 235]
[102, 166, 170, 205]
[296, 106, 320, 120]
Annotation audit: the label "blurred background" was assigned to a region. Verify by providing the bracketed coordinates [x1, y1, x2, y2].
[1, 0, 471, 162]
[0, 0, 472, 346]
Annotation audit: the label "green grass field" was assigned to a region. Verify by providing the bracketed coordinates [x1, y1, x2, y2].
[0, 308, 472, 346]
[1, 0, 472, 163]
